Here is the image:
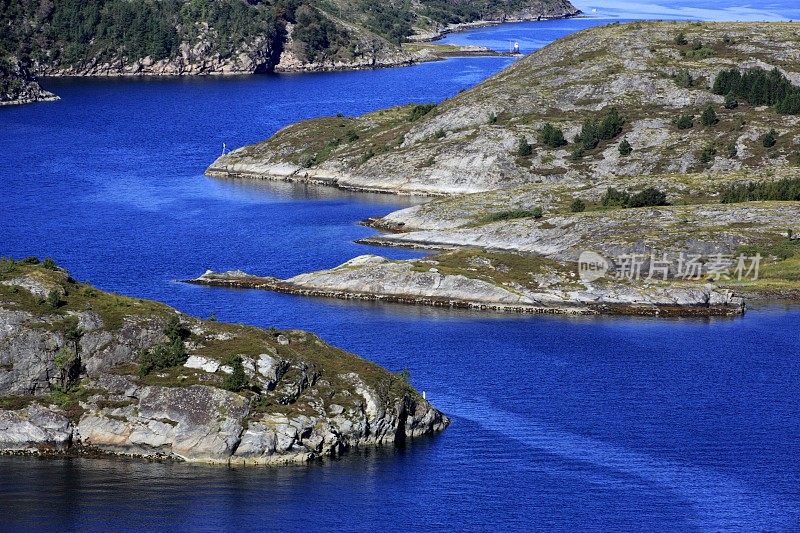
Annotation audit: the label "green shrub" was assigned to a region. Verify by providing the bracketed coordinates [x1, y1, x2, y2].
[42, 257, 59, 270]
[408, 104, 436, 122]
[601, 188, 631, 207]
[700, 104, 718, 126]
[481, 209, 540, 223]
[575, 120, 600, 151]
[724, 93, 739, 109]
[346, 130, 359, 142]
[531, 207, 544, 219]
[674, 69, 695, 88]
[434, 129, 446, 139]
[396, 368, 411, 384]
[138, 316, 188, 377]
[46, 290, 62, 309]
[599, 107, 625, 140]
[223, 356, 248, 392]
[488, 112, 497, 125]
[360, 149, 375, 163]
[699, 143, 717, 166]
[601, 187, 667, 208]
[538, 123, 567, 148]
[569, 146, 585, 161]
[517, 136, 533, 157]
[628, 187, 668, 208]
[763, 129, 778, 148]
[726, 143, 738, 158]
[570, 198, 586, 212]
[618, 138, 633, 156]
[674, 31, 688, 45]
[674, 114, 694, 130]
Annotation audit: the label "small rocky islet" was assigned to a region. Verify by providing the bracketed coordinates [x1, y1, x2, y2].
[205, 21, 800, 315]
[0, 258, 448, 464]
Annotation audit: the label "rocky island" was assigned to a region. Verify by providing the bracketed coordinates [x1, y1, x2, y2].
[0, 258, 447, 464]
[204, 22, 800, 315]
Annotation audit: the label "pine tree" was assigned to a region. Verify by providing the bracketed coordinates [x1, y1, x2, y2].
[618, 138, 633, 156]
[763, 129, 778, 148]
[538, 123, 567, 148]
[700, 104, 719, 126]
[517, 136, 533, 157]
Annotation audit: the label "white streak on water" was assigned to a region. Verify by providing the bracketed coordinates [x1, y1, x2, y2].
[435, 394, 800, 530]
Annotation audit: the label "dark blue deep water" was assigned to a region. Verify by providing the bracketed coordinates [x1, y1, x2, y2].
[2, 8, 800, 532]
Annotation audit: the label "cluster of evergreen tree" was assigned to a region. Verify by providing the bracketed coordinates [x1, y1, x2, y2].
[574, 107, 625, 152]
[357, 0, 414, 45]
[0, 0, 283, 67]
[292, 4, 349, 61]
[712, 67, 800, 115]
[538, 123, 567, 148]
[601, 187, 668, 208]
[719, 177, 800, 203]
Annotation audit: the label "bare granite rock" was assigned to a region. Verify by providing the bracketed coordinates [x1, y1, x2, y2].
[0, 404, 72, 452]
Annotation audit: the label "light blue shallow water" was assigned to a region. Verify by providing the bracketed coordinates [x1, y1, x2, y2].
[2, 7, 800, 532]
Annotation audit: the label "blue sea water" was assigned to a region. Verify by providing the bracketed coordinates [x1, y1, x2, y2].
[2, 6, 800, 532]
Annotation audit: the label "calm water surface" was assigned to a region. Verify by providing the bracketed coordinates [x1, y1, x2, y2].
[2, 9, 800, 533]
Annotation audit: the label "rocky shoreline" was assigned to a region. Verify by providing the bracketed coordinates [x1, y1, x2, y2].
[30, 12, 580, 79]
[0, 260, 448, 465]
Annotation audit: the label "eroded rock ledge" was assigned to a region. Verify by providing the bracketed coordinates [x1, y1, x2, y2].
[0, 260, 447, 464]
[187, 255, 745, 317]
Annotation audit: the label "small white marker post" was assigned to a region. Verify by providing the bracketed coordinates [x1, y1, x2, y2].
[423, 391, 426, 400]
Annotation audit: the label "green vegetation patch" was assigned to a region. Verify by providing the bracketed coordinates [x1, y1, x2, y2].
[712, 67, 800, 115]
[720, 177, 800, 203]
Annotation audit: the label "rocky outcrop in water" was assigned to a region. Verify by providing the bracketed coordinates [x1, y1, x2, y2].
[0, 57, 58, 106]
[0, 259, 447, 464]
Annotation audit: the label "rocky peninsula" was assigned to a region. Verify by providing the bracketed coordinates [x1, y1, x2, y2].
[0, 258, 447, 464]
[188, 255, 745, 317]
[205, 22, 800, 315]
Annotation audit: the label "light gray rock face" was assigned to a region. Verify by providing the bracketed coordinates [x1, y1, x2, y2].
[77, 385, 249, 462]
[367, 204, 800, 263]
[268, 255, 744, 313]
[0, 404, 72, 451]
[35, 34, 276, 77]
[0, 307, 168, 397]
[288, 256, 535, 305]
[231, 372, 448, 465]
